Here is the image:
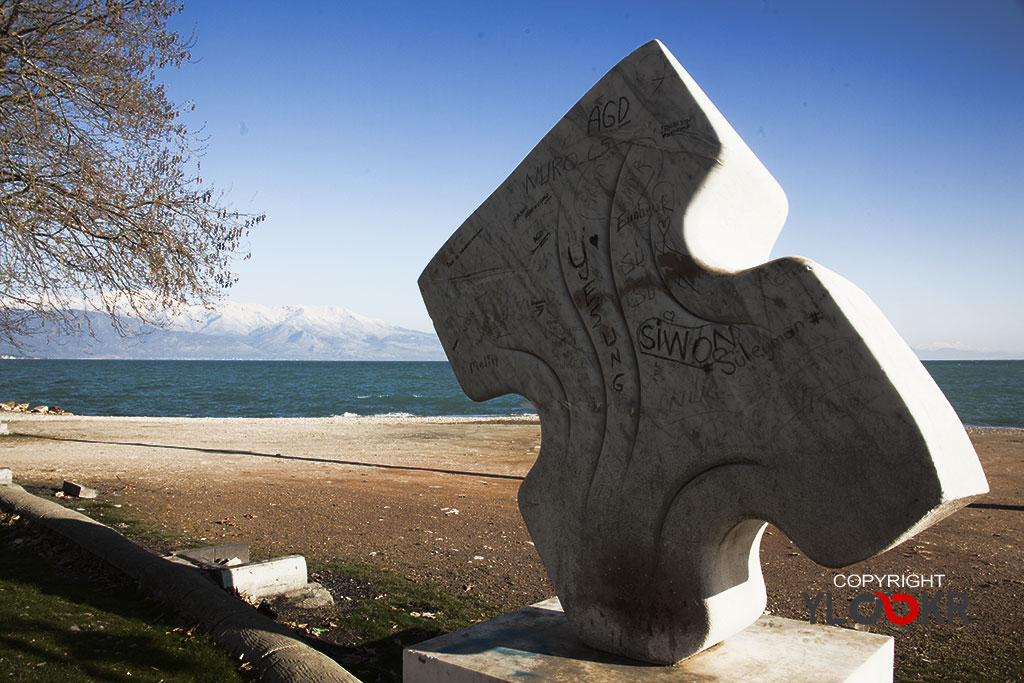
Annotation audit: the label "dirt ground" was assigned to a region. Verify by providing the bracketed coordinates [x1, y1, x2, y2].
[1, 415, 1021, 680]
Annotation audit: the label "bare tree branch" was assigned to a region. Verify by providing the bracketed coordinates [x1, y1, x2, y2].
[0, 0, 263, 346]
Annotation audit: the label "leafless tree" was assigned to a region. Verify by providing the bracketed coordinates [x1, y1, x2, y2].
[0, 0, 264, 346]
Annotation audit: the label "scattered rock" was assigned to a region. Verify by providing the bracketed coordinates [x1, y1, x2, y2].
[280, 583, 335, 610]
[61, 481, 98, 499]
[0, 468, 11, 485]
[1, 402, 72, 415]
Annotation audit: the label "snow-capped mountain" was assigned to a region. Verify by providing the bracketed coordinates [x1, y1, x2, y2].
[1, 302, 445, 361]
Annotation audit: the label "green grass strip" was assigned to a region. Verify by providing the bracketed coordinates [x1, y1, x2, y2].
[307, 558, 504, 680]
[0, 518, 251, 682]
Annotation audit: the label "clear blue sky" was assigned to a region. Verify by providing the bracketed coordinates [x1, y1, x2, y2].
[165, 0, 1024, 356]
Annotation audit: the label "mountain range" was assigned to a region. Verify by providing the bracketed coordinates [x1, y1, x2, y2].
[2, 302, 1017, 362]
[0, 302, 445, 361]
[912, 347, 1022, 361]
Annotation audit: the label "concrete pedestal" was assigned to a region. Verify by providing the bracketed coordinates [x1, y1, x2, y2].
[404, 598, 893, 682]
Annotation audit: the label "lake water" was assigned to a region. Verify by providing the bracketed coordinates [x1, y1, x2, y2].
[0, 359, 1020, 428]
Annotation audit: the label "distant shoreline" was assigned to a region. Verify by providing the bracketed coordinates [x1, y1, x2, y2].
[0, 357, 451, 362]
[6, 414, 1019, 435]
[3, 356, 1022, 362]
[3, 413, 541, 425]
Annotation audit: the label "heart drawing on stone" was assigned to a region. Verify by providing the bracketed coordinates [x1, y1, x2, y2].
[419, 40, 988, 664]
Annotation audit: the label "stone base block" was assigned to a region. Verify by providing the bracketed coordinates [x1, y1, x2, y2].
[404, 598, 893, 682]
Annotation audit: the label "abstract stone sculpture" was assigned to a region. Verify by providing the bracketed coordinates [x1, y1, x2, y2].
[418, 40, 988, 665]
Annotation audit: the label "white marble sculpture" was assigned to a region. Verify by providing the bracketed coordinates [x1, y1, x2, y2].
[418, 40, 988, 664]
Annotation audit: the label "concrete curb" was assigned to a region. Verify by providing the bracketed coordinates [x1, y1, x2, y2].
[0, 482, 358, 683]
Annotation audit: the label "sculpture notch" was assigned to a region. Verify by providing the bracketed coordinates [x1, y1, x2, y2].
[418, 40, 988, 664]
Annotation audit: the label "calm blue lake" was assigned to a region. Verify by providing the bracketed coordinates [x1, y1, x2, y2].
[0, 359, 1020, 427]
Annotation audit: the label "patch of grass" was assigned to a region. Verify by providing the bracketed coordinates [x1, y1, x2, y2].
[0, 515, 252, 682]
[51, 498, 182, 552]
[309, 558, 503, 681]
[15, 483, 196, 555]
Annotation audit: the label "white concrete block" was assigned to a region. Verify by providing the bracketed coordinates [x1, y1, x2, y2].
[216, 555, 307, 600]
[0, 468, 11, 485]
[404, 598, 893, 682]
